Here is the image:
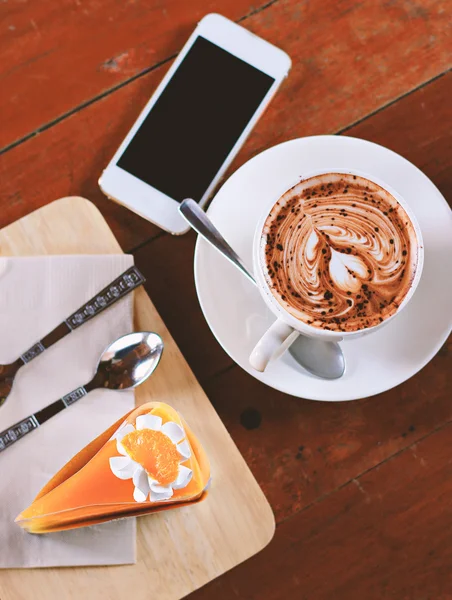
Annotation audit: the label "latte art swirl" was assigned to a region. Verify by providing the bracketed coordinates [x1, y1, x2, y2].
[261, 173, 419, 332]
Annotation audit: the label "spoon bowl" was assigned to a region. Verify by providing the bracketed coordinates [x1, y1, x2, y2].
[93, 332, 164, 390]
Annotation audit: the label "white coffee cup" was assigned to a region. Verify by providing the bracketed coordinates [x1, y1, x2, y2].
[249, 169, 424, 372]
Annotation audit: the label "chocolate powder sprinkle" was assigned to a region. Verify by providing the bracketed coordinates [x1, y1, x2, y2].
[261, 172, 417, 332]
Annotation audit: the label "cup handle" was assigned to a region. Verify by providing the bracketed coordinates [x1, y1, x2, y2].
[249, 318, 298, 372]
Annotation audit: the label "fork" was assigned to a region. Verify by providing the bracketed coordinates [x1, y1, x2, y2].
[0, 265, 145, 407]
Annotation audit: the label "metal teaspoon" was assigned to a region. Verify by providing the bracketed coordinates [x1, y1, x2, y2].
[0, 331, 164, 453]
[180, 199, 345, 380]
[0, 266, 146, 408]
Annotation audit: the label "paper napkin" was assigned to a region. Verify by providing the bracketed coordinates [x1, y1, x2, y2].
[0, 255, 136, 568]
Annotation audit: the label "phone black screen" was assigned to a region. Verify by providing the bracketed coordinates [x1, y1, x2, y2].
[117, 36, 275, 202]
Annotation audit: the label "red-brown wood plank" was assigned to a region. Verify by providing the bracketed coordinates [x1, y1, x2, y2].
[1, 0, 450, 152]
[135, 231, 232, 380]
[0, 0, 271, 150]
[202, 342, 450, 522]
[233, 0, 452, 168]
[341, 74, 452, 197]
[0, 66, 166, 250]
[188, 421, 452, 600]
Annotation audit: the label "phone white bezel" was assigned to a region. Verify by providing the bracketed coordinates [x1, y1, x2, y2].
[98, 13, 291, 235]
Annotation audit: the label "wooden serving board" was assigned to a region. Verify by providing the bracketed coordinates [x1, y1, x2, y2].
[0, 197, 275, 600]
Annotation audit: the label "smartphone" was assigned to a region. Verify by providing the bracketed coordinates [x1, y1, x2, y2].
[99, 13, 291, 235]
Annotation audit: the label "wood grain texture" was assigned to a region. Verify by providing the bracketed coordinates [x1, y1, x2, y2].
[0, 65, 166, 250]
[187, 421, 452, 600]
[203, 348, 451, 522]
[1, 0, 450, 151]
[227, 0, 452, 169]
[1, 1, 451, 250]
[0, 0, 271, 150]
[134, 231, 232, 382]
[0, 197, 275, 600]
[342, 71, 452, 199]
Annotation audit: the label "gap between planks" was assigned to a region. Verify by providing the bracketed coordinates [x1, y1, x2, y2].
[274, 414, 452, 529]
[0, 0, 280, 158]
[1, 5, 449, 160]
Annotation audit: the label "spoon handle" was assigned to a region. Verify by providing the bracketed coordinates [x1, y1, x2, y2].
[179, 199, 257, 285]
[0, 386, 87, 453]
[18, 266, 146, 366]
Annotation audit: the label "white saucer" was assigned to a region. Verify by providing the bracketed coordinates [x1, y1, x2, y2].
[194, 136, 452, 401]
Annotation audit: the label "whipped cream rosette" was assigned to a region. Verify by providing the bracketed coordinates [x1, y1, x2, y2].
[16, 402, 210, 533]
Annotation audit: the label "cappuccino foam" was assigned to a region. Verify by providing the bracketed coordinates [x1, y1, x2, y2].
[261, 173, 419, 332]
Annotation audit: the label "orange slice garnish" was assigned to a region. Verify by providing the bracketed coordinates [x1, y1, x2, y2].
[121, 429, 180, 485]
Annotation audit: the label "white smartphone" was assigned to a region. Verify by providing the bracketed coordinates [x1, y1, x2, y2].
[99, 13, 291, 235]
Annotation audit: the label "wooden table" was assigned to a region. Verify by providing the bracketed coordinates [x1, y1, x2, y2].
[0, 1, 451, 597]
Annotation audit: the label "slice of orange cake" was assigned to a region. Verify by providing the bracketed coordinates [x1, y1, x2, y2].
[16, 402, 210, 533]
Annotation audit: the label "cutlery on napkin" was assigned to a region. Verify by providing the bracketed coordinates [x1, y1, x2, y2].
[0, 255, 137, 568]
[0, 263, 145, 408]
[0, 332, 163, 454]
